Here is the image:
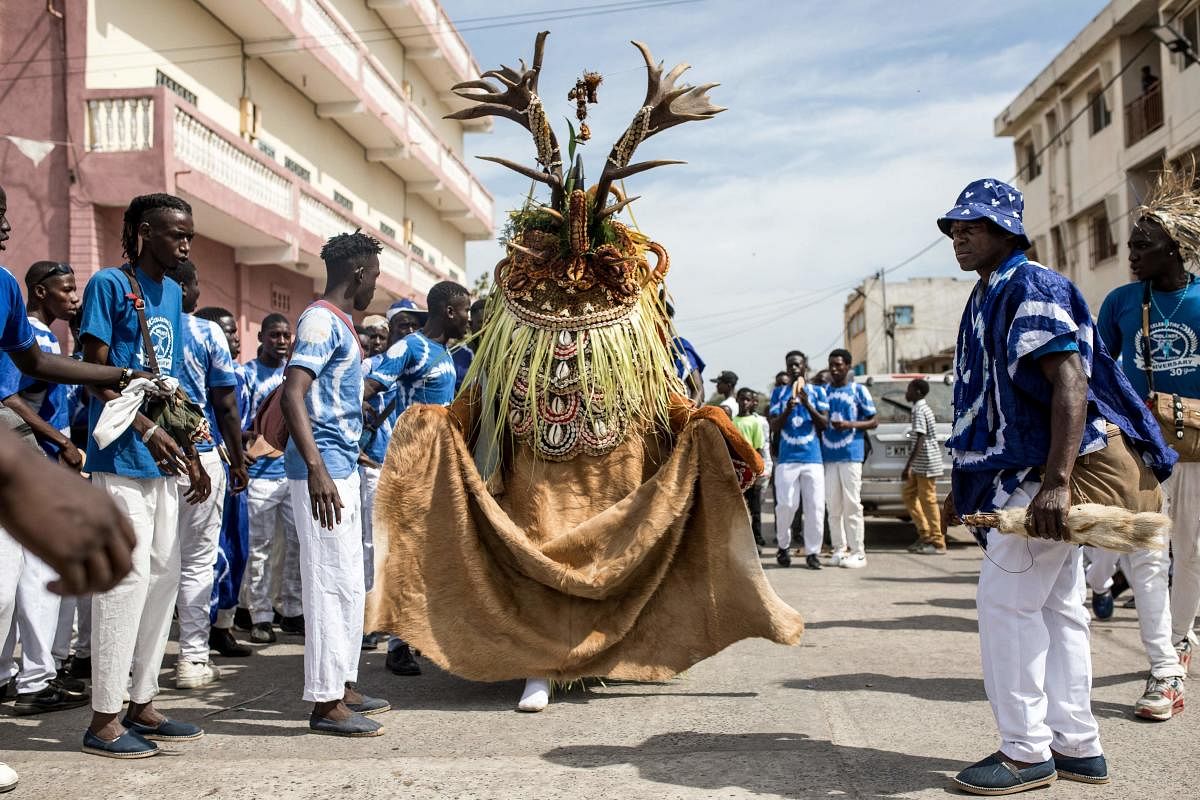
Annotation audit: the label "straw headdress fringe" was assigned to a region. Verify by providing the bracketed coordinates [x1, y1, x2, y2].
[1138, 156, 1200, 268]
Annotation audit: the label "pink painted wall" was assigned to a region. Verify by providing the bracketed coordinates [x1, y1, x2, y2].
[0, 0, 72, 279]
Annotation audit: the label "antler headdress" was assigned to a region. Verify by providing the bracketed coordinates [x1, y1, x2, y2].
[453, 32, 723, 463]
[1138, 157, 1200, 268]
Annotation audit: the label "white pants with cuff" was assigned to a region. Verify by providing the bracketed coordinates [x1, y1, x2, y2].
[175, 449, 227, 662]
[359, 465, 381, 594]
[825, 461, 865, 556]
[773, 462, 825, 555]
[90, 474, 180, 715]
[1166, 462, 1200, 646]
[1085, 545, 1183, 679]
[977, 483, 1102, 763]
[290, 473, 363, 703]
[0, 546, 61, 694]
[243, 476, 302, 624]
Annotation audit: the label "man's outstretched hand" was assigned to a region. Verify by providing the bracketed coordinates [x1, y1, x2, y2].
[0, 434, 136, 595]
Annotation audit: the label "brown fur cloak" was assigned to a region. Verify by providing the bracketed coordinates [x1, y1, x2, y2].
[367, 397, 804, 682]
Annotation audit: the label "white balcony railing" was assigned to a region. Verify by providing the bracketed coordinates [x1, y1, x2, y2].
[363, 63, 407, 126]
[441, 151, 470, 196]
[410, 260, 439, 294]
[379, 243, 411, 284]
[173, 108, 294, 220]
[299, 192, 355, 240]
[300, 0, 359, 78]
[87, 96, 154, 152]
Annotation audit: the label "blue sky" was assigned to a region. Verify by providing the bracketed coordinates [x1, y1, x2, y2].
[441, 0, 1108, 388]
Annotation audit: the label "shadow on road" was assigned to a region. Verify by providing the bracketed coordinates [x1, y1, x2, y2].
[805, 613, 977, 634]
[864, 574, 979, 585]
[893, 597, 976, 610]
[543, 731, 963, 798]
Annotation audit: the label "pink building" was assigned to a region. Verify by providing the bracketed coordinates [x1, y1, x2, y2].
[0, 0, 493, 344]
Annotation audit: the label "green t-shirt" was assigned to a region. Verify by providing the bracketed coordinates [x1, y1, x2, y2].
[733, 413, 765, 451]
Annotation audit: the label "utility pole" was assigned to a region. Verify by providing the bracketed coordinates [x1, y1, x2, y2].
[878, 269, 894, 373]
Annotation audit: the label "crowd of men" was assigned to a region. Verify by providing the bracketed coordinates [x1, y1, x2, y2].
[1, 171, 1199, 797]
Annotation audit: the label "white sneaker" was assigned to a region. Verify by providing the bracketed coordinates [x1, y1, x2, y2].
[517, 678, 550, 713]
[840, 552, 867, 569]
[0, 762, 16, 793]
[175, 660, 221, 689]
[825, 549, 850, 566]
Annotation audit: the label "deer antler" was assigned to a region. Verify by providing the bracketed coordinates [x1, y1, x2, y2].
[446, 31, 564, 207]
[592, 41, 725, 211]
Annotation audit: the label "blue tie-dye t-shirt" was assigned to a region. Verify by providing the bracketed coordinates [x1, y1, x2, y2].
[769, 382, 829, 464]
[368, 331, 456, 407]
[177, 313, 237, 453]
[80, 266, 184, 479]
[0, 317, 69, 457]
[0, 268, 34, 354]
[242, 357, 287, 481]
[949, 254, 1174, 518]
[821, 381, 876, 463]
[284, 303, 363, 481]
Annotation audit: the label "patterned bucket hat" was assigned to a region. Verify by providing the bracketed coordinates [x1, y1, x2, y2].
[937, 178, 1032, 251]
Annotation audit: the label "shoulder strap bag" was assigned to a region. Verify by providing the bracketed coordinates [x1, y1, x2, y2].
[1141, 280, 1200, 461]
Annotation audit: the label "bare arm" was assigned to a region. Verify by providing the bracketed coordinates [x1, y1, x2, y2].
[209, 385, 247, 493]
[1, 393, 82, 470]
[281, 365, 342, 529]
[1027, 350, 1088, 540]
[800, 390, 829, 430]
[902, 431, 923, 480]
[9, 344, 131, 388]
[684, 368, 704, 406]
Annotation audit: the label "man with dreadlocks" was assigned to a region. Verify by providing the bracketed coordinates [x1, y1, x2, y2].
[281, 231, 390, 736]
[368, 33, 802, 714]
[1095, 161, 1200, 721]
[78, 192, 211, 759]
[937, 179, 1174, 795]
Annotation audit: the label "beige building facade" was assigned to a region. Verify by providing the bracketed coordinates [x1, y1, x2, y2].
[994, 0, 1200, 311]
[843, 276, 975, 375]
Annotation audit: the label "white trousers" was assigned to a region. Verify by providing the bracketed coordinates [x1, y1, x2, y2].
[242, 476, 302, 624]
[1166, 462, 1200, 645]
[175, 450, 227, 661]
[0, 546, 61, 694]
[290, 474, 364, 703]
[90, 474, 180, 714]
[1085, 546, 1183, 679]
[359, 465, 381, 594]
[54, 594, 92, 662]
[977, 484, 1102, 763]
[825, 461, 865, 556]
[774, 462, 825, 555]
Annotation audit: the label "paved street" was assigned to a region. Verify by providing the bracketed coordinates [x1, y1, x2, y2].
[2, 514, 1196, 799]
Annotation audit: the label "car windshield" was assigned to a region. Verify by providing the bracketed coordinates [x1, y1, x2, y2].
[869, 381, 954, 424]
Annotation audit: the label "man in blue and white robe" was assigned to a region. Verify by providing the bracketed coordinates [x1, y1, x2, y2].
[939, 179, 1174, 794]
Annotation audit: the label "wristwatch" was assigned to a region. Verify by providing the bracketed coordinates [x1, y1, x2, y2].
[117, 367, 133, 390]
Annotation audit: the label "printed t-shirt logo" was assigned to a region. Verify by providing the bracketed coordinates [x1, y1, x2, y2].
[145, 315, 175, 371]
[1134, 321, 1200, 374]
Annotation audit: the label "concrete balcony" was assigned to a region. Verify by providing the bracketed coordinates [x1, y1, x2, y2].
[81, 87, 442, 304]
[195, 0, 494, 239]
[1124, 81, 1165, 147]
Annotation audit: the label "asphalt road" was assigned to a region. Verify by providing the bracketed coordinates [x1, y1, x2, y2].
[1, 511, 1195, 799]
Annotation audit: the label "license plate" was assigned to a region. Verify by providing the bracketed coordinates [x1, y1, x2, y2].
[885, 444, 911, 458]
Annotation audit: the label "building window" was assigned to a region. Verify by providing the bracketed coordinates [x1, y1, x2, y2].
[284, 156, 311, 183]
[1182, 8, 1199, 71]
[1052, 225, 1067, 270]
[410, 242, 426, 259]
[1019, 136, 1041, 181]
[156, 70, 197, 107]
[379, 221, 396, 239]
[848, 309, 865, 337]
[1088, 89, 1111, 135]
[333, 190, 353, 212]
[1089, 209, 1118, 267]
[893, 305, 914, 326]
[257, 140, 276, 160]
[270, 283, 291, 313]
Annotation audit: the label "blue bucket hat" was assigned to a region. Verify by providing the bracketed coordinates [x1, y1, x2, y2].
[386, 297, 429, 323]
[937, 178, 1032, 251]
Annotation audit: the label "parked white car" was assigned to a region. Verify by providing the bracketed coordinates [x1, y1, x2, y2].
[857, 373, 955, 518]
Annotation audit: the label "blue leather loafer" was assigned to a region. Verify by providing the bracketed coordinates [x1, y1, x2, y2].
[121, 717, 204, 741]
[952, 753, 1056, 795]
[345, 694, 391, 716]
[308, 711, 384, 737]
[81, 729, 158, 759]
[1052, 753, 1109, 784]
[1092, 590, 1115, 620]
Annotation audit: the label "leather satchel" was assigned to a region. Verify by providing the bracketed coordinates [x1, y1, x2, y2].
[1141, 281, 1200, 461]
